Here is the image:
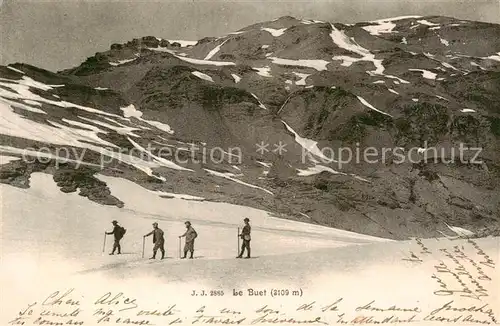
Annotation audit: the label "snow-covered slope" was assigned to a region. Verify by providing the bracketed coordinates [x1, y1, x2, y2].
[1, 174, 498, 324]
[0, 172, 387, 282]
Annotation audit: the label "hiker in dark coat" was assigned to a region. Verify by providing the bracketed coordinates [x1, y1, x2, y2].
[144, 222, 165, 259]
[179, 221, 197, 259]
[106, 220, 124, 255]
[237, 218, 251, 259]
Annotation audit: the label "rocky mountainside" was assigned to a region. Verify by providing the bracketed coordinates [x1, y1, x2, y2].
[1, 15, 499, 239]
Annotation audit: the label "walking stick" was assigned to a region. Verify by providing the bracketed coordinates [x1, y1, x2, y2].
[237, 227, 240, 256]
[102, 232, 107, 253]
[142, 237, 145, 258]
[178, 237, 181, 258]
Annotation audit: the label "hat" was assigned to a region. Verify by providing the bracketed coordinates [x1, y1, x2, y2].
[152, 222, 158, 226]
[112, 220, 118, 224]
[244, 218, 250, 222]
[185, 221, 191, 225]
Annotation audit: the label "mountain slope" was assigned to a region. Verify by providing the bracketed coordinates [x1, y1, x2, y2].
[1, 15, 499, 239]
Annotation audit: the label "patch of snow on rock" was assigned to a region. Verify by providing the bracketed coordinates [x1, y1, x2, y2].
[293, 72, 310, 85]
[204, 168, 273, 195]
[362, 15, 422, 35]
[261, 27, 287, 37]
[2, 97, 46, 114]
[435, 95, 449, 101]
[79, 117, 140, 137]
[204, 39, 229, 60]
[330, 24, 408, 83]
[439, 37, 450, 46]
[417, 19, 439, 26]
[330, 24, 371, 57]
[0, 146, 100, 168]
[167, 40, 198, 47]
[362, 21, 397, 35]
[356, 96, 392, 117]
[179, 56, 236, 66]
[109, 57, 137, 66]
[0, 78, 125, 119]
[231, 74, 241, 83]
[251, 93, 268, 110]
[445, 223, 475, 237]
[297, 165, 344, 176]
[484, 52, 500, 62]
[128, 137, 192, 172]
[7, 66, 25, 74]
[120, 104, 174, 134]
[256, 161, 272, 168]
[254, 66, 273, 78]
[5, 76, 64, 91]
[301, 19, 325, 25]
[62, 118, 108, 133]
[441, 62, 460, 71]
[121, 104, 143, 119]
[144, 120, 174, 134]
[22, 99, 41, 106]
[0, 155, 21, 165]
[148, 48, 236, 66]
[269, 57, 330, 71]
[192, 71, 214, 82]
[470, 62, 486, 70]
[282, 121, 333, 163]
[0, 102, 117, 148]
[408, 68, 437, 80]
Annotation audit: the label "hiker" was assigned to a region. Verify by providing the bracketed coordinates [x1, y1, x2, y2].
[237, 218, 251, 259]
[179, 221, 197, 259]
[144, 222, 165, 260]
[106, 220, 126, 255]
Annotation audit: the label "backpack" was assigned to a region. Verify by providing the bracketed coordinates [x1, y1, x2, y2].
[116, 226, 126, 239]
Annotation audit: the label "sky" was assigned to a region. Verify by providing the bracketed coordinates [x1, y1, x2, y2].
[1, 0, 499, 72]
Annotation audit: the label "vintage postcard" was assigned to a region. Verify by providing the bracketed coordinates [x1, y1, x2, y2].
[0, 0, 499, 325]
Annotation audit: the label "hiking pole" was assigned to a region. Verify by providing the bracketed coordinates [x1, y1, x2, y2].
[142, 237, 145, 258]
[102, 232, 107, 253]
[178, 237, 181, 258]
[237, 227, 240, 256]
